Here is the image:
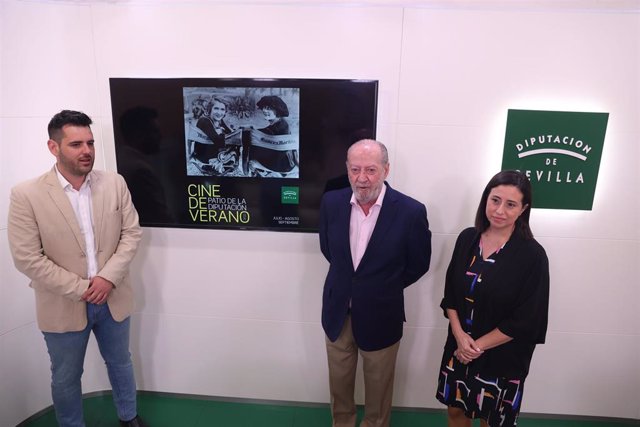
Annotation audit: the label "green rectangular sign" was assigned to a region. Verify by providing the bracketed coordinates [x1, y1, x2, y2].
[281, 186, 299, 204]
[502, 109, 608, 210]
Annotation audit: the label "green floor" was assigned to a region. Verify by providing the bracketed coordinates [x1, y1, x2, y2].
[19, 392, 637, 427]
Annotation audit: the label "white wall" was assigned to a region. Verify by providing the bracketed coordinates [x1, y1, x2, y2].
[1, 1, 638, 425]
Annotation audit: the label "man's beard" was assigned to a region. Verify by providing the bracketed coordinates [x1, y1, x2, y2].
[353, 185, 380, 205]
[60, 155, 94, 176]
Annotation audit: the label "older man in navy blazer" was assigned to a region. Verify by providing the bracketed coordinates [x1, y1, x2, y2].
[319, 139, 431, 427]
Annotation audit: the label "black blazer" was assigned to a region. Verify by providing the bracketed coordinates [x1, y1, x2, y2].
[440, 227, 550, 378]
[319, 184, 432, 351]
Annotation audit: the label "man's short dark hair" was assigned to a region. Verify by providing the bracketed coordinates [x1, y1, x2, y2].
[48, 110, 93, 142]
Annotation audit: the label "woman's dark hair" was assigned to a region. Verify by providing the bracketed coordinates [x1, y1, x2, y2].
[256, 95, 289, 117]
[474, 170, 534, 239]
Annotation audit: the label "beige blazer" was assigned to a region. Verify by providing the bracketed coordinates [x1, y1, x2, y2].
[8, 167, 142, 333]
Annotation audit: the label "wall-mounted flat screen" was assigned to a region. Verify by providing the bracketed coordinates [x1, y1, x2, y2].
[110, 78, 378, 232]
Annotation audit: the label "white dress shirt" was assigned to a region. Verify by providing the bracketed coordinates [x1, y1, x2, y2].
[55, 166, 97, 279]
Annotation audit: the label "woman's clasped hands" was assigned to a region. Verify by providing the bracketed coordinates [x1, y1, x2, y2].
[453, 332, 484, 365]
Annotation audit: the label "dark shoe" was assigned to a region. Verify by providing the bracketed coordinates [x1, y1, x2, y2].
[120, 415, 148, 427]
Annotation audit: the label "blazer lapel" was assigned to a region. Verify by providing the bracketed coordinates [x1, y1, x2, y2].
[337, 191, 355, 271]
[44, 169, 86, 253]
[89, 171, 103, 250]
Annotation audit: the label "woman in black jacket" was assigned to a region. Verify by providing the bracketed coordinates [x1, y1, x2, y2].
[436, 170, 549, 427]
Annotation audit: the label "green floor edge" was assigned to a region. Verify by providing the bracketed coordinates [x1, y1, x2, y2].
[18, 390, 640, 427]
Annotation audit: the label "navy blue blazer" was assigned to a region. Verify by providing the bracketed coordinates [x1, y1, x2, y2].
[319, 184, 431, 351]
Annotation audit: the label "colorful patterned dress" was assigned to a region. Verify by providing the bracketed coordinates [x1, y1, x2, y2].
[436, 240, 525, 426]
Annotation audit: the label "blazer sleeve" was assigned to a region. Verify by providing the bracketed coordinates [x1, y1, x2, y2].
[402, 203, 431, 287]
[95, 175, 142, 287]
[8, 186, 90, 300]
[497, 242, 550, 344]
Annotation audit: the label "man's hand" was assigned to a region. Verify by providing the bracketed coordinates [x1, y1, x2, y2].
[82, 276, 114, 305]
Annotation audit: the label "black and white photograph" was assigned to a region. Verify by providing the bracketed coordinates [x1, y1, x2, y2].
[184, 86, 300, 178]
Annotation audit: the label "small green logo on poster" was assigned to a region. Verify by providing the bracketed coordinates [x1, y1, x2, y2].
[281, 186, 299, 204]
[502, 109, 608, 210]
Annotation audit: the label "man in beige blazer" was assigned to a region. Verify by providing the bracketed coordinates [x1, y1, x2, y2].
[8, 110, 146, 427]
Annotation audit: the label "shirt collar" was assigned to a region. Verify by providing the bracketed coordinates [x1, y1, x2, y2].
[54, 165, 91, 191]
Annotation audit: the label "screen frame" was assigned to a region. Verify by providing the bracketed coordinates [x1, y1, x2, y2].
[110, 77, 379, 233]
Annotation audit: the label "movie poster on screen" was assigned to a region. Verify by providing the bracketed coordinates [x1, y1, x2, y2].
[110, 78, 378, 232]
[183, 86, 300, 226]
